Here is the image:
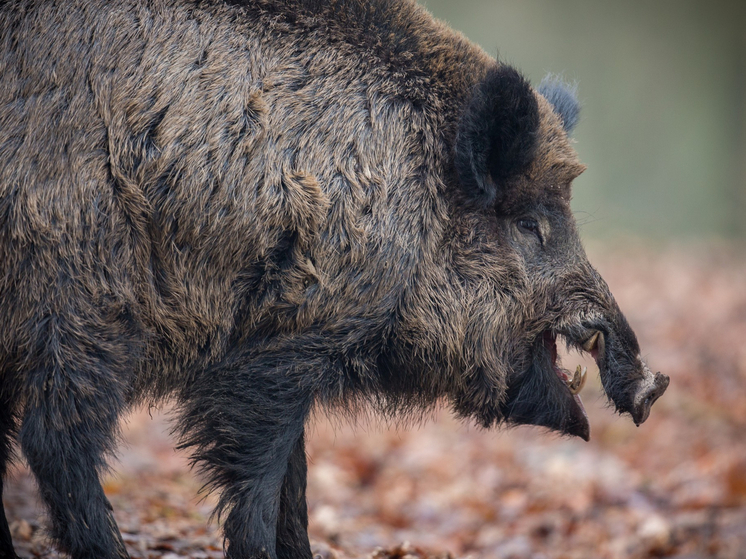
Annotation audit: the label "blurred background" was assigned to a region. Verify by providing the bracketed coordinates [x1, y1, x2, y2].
[4, 2, 745, 559]
[423, 0, 746, 242]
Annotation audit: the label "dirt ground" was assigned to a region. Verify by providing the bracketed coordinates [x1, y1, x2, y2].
[4, 243, 746, 559]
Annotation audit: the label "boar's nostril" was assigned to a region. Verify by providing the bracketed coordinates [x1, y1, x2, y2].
[631, 372, 670, 426]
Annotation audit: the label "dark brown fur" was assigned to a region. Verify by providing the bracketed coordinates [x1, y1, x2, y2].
[0, 1, 668, 557]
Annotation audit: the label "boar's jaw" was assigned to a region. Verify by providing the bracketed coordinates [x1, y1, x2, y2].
[501, 331, 591, 441]
[586, 328, 670, 426]
[500, 315, 669, 440]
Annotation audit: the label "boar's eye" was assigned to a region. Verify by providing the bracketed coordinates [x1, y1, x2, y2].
[517, 218, 543, 243]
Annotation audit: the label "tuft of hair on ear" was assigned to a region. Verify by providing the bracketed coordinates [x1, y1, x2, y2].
[455, 64, 540, 208]
[538, 75, 580, 134]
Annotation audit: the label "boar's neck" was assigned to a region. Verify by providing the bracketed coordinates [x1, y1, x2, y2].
[219, 0, 492, 109]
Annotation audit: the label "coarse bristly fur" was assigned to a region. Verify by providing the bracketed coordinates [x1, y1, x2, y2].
[0, 0, 669, 558]
[454, 65, 540, 207]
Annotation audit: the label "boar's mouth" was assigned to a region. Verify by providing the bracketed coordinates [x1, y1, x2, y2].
[501, 328, 609, 441]
[501, 324, 668, 441]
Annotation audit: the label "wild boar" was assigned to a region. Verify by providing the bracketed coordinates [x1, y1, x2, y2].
[0, 0, 669, 557]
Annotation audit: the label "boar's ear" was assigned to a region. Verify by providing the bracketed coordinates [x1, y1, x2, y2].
[455, 65, 540, 207]
[537, 75, 580, 134]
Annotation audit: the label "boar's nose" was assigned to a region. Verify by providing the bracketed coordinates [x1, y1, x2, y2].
[630, 370, 669, 426]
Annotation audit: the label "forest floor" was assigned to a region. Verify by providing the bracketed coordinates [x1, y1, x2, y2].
[4, 243, 746, 559]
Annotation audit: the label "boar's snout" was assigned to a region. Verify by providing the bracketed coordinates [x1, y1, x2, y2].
[500, 297, 670, 440]
[630, 370, 669, 426]
[586, 318, 669, 426]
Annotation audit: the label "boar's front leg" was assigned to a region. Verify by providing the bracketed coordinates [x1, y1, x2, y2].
[275, 433, 312, 559]
[18, 352, 130, 558]
[177, 351, 316, 559]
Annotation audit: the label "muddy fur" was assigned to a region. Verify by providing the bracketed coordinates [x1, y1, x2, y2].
[0, 0, 667, 557]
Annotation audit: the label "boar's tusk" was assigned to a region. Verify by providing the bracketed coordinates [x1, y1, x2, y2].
[582, 331, 600, 353]
[568, 365, 587, 395]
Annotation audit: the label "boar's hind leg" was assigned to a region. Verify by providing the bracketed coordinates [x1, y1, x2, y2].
[177, 354, 316, 559]
[18, 357, 129, 558]
[0, 477, 17, 559]
[0, 389, 19, 559]
[276, 432, 312, 559]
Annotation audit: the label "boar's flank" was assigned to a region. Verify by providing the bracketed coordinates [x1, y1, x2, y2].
[0, 0, 668, 557]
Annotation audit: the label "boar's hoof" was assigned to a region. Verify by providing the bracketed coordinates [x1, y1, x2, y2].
[631, 372, 669, 426]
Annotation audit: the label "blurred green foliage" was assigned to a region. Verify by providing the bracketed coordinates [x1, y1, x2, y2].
[420, 0, 746, 240]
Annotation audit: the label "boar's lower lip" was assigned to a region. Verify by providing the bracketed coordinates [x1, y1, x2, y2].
[511, 329, 591, 440]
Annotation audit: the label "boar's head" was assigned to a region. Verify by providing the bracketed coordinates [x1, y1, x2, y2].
[429, 67, 669, 440]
